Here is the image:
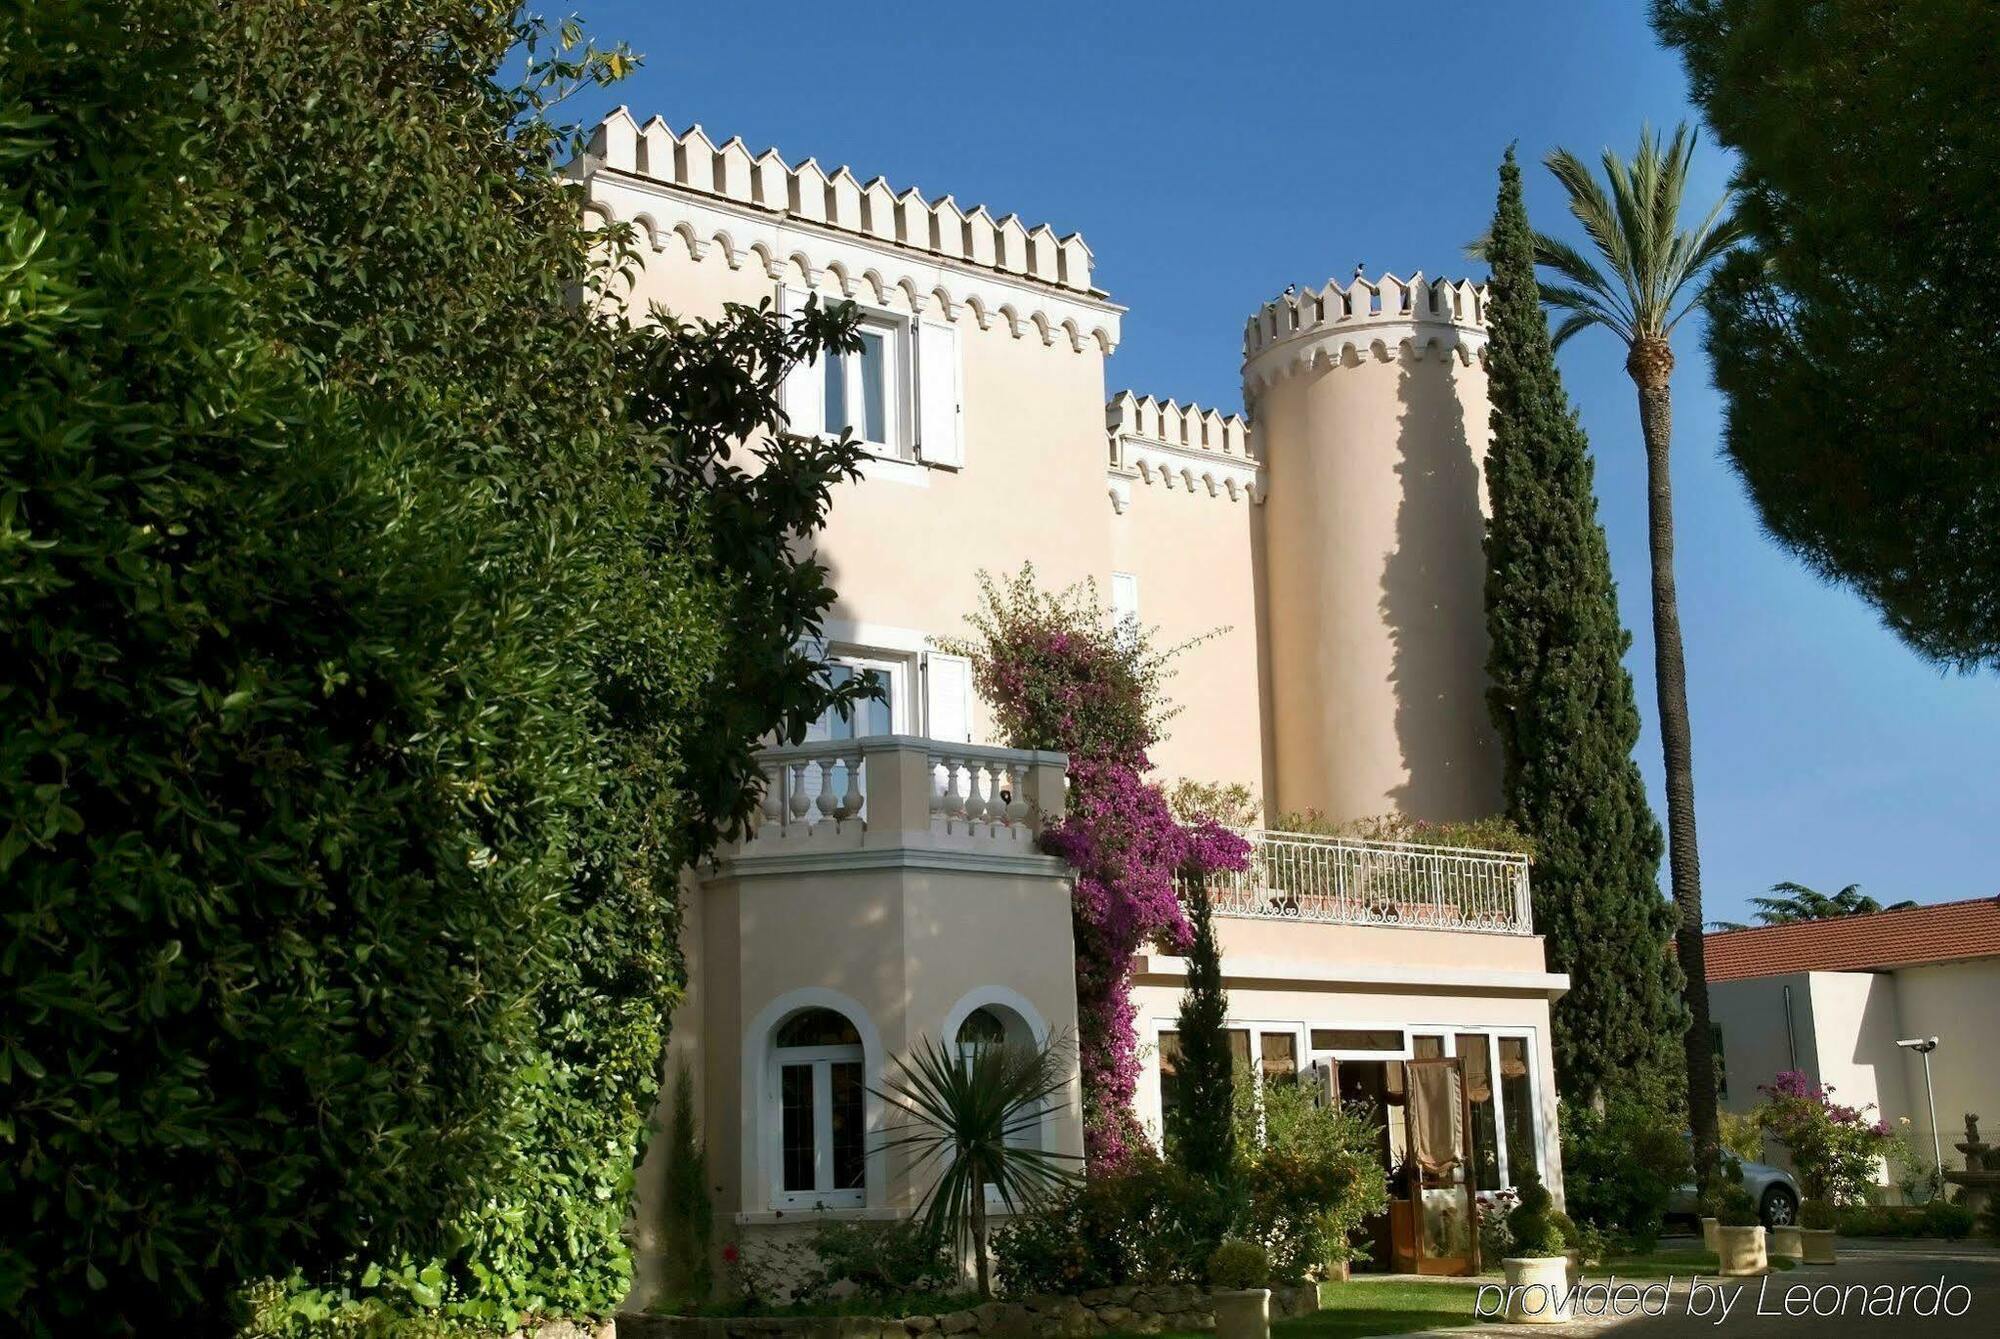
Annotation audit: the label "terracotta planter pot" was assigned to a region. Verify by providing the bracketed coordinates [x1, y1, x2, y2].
[1212, 1287, 1272, 1339]
[1715, 1225, 1767, 1277]
[1800, 1228, 1837, 1265]
[1501, 1257, 1573, 1325]
[1700, 1216, 1720, 1253]
[1768, 1225, 1804, 1262]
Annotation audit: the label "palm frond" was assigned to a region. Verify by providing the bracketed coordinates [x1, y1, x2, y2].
[1548, 310, 1598, 350]
[1532, 121, 1737, 349]
[870, 1032, 1081, 1250]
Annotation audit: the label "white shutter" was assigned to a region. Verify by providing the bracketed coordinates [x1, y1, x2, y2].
[1110, 572, 1139, 629]
[779, 284, 824, 436]
[923, 651, 973, 743]
[915, 318, 963, 467]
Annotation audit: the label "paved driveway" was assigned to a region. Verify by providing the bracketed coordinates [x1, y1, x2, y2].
[1546, 1239, 1997, 1338]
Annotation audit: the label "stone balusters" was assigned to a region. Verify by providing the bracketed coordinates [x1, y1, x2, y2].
[927, 748, 1038, 834]
[736, 737, 1068, 855]
[754, 743, 867, 836]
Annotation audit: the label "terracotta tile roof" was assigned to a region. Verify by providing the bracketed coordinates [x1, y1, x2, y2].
[1704, 896, 2000, 982]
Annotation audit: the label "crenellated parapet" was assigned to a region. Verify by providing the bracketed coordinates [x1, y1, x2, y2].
[574, 108, 1120, 354]
[1105, 391, 1262, 513]
[1242, 273, 1487, 390]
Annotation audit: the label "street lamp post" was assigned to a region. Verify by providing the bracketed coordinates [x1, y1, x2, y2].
[1897, 1036, 1942, 1178]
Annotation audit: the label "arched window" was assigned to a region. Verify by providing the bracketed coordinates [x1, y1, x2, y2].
[949, 1001, 1042, 1189]
[770, 1007, 866, 1208]
[955, 1006, 1008, 1065]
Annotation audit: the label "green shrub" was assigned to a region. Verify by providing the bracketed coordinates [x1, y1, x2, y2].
[1231, 1069, 1390, 1270]
[1799, 1198, 1836, 1232]
[1923, 1201, 1976, 1239]
[1715, 1187, 1762, 1229]
[3, 3, 868, 1332]
[1831, 1203, 1970, 1238]
[1272, 810, 1535, 856]
[798, 1218, 956, 1303]
[991, 1152, 1238, 1296]
[1559, 1098, 1690, 1247]
[1205, 1240, 1270, 1292]
[1505, 1177, 1567, 1257]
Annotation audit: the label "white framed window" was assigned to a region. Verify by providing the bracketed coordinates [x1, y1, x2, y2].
[805, 651, 908, 743]
[769, 1007, 868, 1209]
[824, 315, 902, 455]
[1157, 1019, 1303, 1134]
[1110, 572, 1139, 631]
[1135, 1017, 1549, 1195]
[954, 1003, 1045, 1203]
[779, 287, 961, 472]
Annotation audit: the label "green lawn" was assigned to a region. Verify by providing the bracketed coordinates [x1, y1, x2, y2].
[1108, 1278, 1481, 1339]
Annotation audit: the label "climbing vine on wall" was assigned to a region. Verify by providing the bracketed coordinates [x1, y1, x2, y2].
[938, 568, 1247, 1170]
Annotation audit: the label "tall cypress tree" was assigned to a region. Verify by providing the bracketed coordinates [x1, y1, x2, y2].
[1480, 149, 1686, 1107]
[1168, 874, 1235, 1180]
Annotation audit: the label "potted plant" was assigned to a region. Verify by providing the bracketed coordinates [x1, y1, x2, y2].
[1696, 1191, 1721, 1253]
[1500, 1176, 1572, 1324]
[1207, 1239, 1273, 1339]
[1798, 1198, 1837, 1265]
[1713, 1186, 1768, 1277]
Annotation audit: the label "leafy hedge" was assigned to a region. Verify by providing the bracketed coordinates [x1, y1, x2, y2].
[2, 2, 863, 1333]
[1834, 1202, 1976, 1241]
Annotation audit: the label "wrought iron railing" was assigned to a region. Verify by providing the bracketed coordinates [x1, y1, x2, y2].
[1205, 828, 1533, 936]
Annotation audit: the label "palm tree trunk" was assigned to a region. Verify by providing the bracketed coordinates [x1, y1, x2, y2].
[972, 1192, 990, 1298]
[1627, 336, 1722, 1190]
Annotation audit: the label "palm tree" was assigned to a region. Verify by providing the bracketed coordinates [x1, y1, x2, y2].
[1712, 881, 1916, 929]
[1484, 123, 1741, 1186]
[872, 1033, 1080, 1298]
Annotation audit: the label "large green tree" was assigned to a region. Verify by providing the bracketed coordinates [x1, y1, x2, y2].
[1478, 149, 1686, 1107]
[1711, 881, 1914, 930]
[1494, 124, 1739, 1185]
[1, 2, 863, 1332]
[1653, 0, 2000, 672]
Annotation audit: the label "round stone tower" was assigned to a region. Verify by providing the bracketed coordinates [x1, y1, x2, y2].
[1244, 273, 1502, 824]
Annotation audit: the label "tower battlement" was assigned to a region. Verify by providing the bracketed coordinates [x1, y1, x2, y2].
[1243, 273, 1487, 388]
[586, 107, 1097, 296]
[1104, 392, 1261, 511]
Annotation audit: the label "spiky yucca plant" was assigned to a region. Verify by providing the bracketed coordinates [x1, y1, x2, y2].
[872, 1034, 1080, 1298]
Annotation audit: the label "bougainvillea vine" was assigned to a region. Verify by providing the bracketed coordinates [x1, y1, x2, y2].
[938, 567, 1247, 1170]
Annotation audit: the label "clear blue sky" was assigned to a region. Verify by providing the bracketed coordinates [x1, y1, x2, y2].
[576, 1, 1997, 923]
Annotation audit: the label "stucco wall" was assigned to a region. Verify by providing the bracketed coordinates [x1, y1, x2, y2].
[616, 225, 1116, 748]
[1886, 957, 2000, 1173]
[699, 860, 1084, 1220]
[1110, 478, 1266, 797]
[1709, 973, 1813, 1117]
[1804, 970, 1912, 1139]
[1251, 347, 1500, 823]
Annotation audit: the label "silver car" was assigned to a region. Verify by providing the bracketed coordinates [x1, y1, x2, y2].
[1668, 1147, 1802, 1227]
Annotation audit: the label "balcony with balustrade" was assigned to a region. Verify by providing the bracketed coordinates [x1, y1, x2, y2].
[726, 739, 1535, 940]
[726, 735, 1070, 866]
[1206, 828, 1534, 936]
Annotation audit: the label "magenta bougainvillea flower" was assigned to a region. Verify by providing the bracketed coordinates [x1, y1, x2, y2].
[940, 566, 1247, 1171]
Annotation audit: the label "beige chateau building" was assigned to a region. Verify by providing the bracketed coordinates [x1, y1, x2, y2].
[572, 107, 1570, 1296]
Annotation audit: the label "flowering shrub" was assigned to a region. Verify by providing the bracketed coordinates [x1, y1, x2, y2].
[1753, 1070, 1891, 1203]
[940, 567, 1246, 1170]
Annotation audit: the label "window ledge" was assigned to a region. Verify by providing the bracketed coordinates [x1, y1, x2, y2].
[734, 1206, 907, 1227]
[854, 452, 930, 488]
